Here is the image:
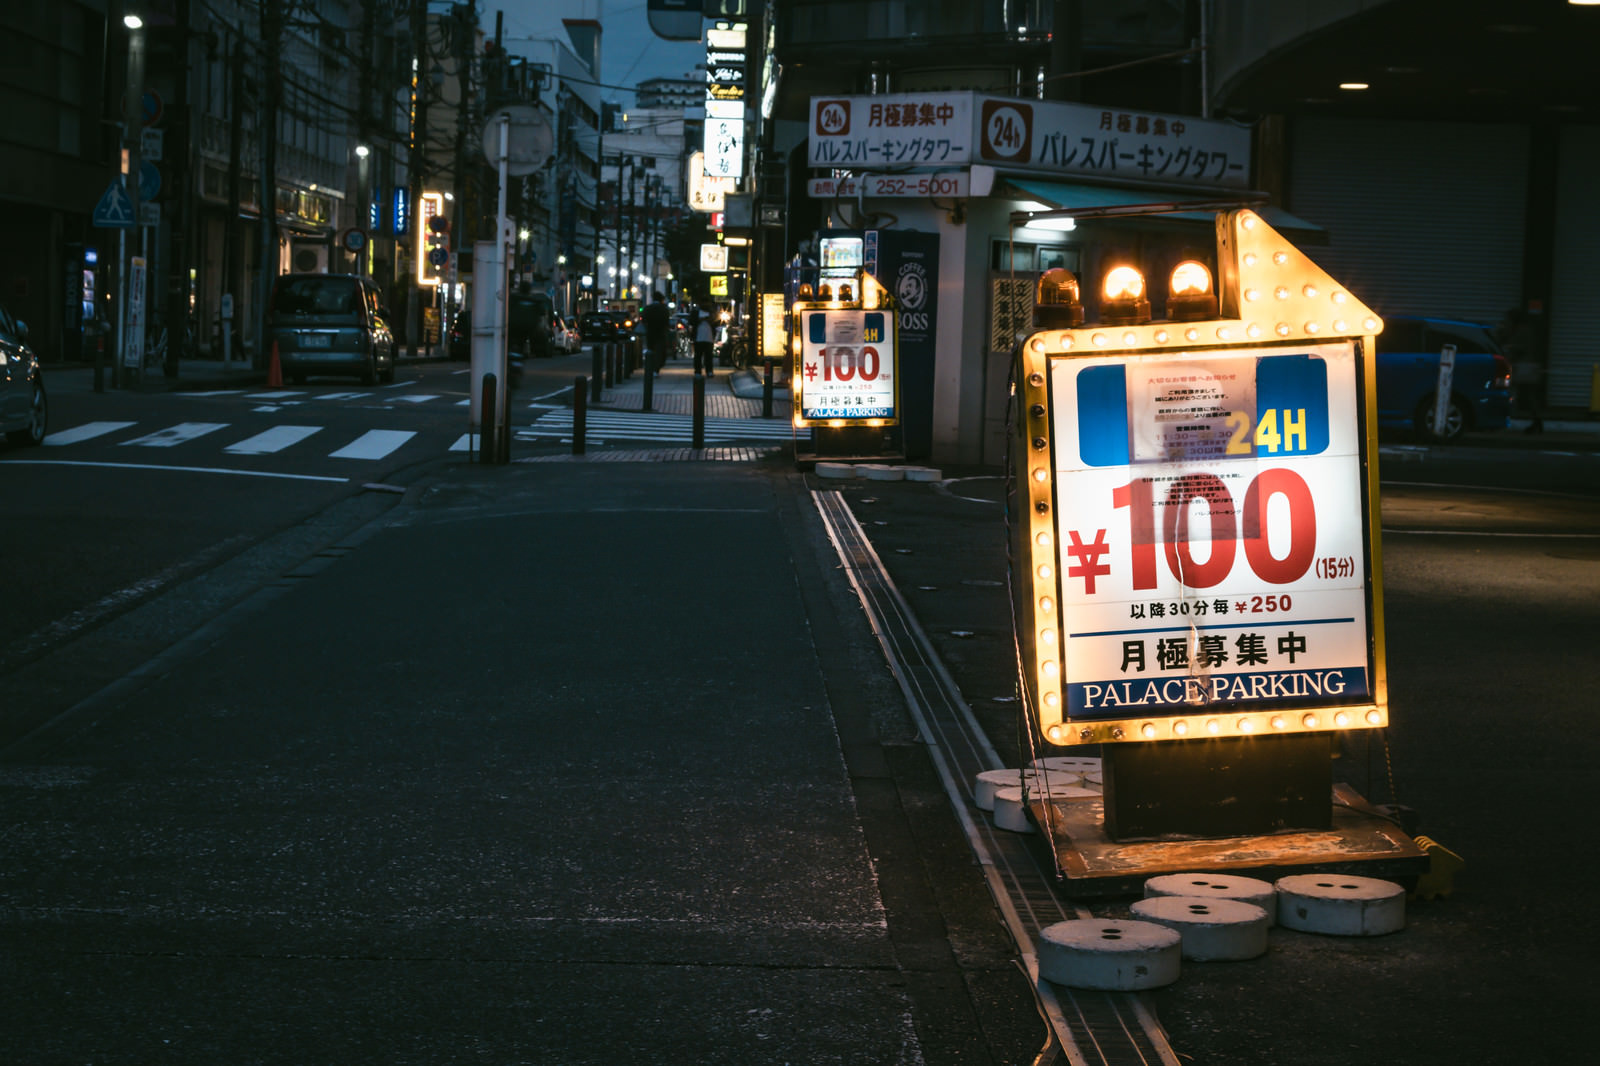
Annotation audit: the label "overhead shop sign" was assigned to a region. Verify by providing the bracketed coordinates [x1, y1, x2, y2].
[810, 92, 1252, 190]
[1013, 210, 1389, 748]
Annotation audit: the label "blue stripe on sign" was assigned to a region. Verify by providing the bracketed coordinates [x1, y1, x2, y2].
[1076, 364, 1130, 467]
[1256, 353, 1329, 455]
[1067, 666, 1370, 716]
[808, 311, 827, 344]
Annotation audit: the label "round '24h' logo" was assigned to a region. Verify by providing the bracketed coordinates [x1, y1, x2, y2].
[980, 99, 1033, 161]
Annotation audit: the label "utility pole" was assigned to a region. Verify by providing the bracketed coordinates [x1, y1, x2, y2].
[1045, 0, 1083, 102]
[358, 0, 378, 275]
[223, 34, 243, 363]
[408, 0, 429, 356]
[451, 0, 475, 333]
[256, 0, 283, 367]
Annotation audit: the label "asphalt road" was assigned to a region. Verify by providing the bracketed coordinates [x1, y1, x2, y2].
[1, 381, 1596, 1064]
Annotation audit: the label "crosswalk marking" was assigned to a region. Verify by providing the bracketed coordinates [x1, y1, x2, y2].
[121, 422, 229, 447]
[312, 392, 369, 402]
[44, 421, 136, 446]
[245, 391, 304, 400]
[328, 429, 415, 460]
[225, 425, 323, 455]
[390, 394, 442, 404]
[524, 410, 794, 442]
[449, 433, 474, 452]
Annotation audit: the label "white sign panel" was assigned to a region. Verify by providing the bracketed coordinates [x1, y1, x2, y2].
[1048, 342, 1370, 718]
[123, 256, 147, 368]
[704, 99, 745, 180]
[798, 308, 896, 421]
[807, 172, 971, 199]
[976, 96, 1252, 189]
[809, 93, 974, 168]
[699, 243, 729, 272]
[809, 92, 1252, 189]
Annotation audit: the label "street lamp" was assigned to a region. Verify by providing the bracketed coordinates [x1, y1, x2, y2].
[353, 145, 371, 274]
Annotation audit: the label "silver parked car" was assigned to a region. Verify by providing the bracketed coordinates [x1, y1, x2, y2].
[266, 273, 396, 385]
[0, 301, 47, 446]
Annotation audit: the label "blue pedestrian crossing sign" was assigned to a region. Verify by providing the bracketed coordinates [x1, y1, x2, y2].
[92, 180, 136, 228]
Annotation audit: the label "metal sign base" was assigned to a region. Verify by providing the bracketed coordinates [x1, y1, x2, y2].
[1027, 782, 1429, 899]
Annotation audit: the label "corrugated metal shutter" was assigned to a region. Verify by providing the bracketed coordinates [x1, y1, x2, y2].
[1547, 126, 1600, 408]
[1286, 118, 1526, 325]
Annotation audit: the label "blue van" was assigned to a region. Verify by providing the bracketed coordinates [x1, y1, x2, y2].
[1373, 316, 1511, 439]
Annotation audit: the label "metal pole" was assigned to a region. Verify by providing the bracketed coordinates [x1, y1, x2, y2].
[641, 342, 654, 412]
[495, 114, 512, 462]
[591, 344, 603, 402]
[572, 375, 586, 455]
[480, 372, 498, 464]
[693, 370, 705, 450]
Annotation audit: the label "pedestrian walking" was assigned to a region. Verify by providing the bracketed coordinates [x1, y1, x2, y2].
[642, 290, 671, 374]
[693, 300, 716, 378]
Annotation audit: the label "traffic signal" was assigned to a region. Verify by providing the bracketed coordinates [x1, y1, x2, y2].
[416, 192, 448, 286]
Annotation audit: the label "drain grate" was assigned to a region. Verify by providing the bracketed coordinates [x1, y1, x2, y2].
[811, 487, 1179, 1066]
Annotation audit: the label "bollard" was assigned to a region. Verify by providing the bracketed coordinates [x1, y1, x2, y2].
[642, 349, 655, 412]
[762, 357, 775, 419]
[591, 346, 603, 402]
[573, 375, 587, 455]
[481, 372, 498, 464]
[693, 371, 706, 450]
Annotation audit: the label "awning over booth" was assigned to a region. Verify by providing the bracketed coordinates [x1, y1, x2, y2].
[1003, 178, 1326, 241]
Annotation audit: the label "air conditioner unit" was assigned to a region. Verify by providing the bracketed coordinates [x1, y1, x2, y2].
[292, 242, 329, 274]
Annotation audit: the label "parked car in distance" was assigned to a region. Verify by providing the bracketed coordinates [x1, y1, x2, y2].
[0, 300, 47, 446]
[266, 274, 396, 385]
[578, 310, 636, 342]
[553, 314, 582, 353]
[1374, 315, 1511, 439]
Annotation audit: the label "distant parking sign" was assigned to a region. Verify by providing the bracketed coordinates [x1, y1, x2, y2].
[796, 307, 897, 424]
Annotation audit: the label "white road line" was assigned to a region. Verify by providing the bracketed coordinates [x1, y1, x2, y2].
[44, 421, 137, 445]
[328, 429, 415, 459]
[245, 391, 305, 400]
[225, 425, 323, 454]
[449, 433, 475, 452]
[120, 422, 230, 447]
[312, 392, 369, 402]
[390, 394, 441, 404]
[0, 459, 346, 482]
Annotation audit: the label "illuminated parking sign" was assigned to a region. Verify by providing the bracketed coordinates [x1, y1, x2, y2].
[794, 306, 897, 424]
[1015, 209, 1389, 747]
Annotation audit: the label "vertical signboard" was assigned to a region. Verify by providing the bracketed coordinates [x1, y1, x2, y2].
[122, 256, 147, 368]
[874, 230, 940, 457]
[703, 20, 747, 181]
